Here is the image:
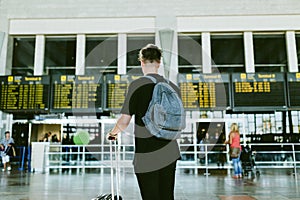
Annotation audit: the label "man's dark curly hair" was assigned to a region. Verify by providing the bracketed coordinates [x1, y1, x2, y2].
[138, 44, 162, 63]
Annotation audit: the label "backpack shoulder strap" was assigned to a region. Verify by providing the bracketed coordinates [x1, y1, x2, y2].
[144, 75, 157, 84]
[144, 75, 170, 84]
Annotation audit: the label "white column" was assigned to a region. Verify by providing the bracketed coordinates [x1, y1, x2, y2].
[0, 32, 4, 54]
[201, 32, 212, 74]
[75, 34, 86, 75]
[244, 32, 255, 73]
[155, 31, 165, 76]
[156, 15, 177, 78]
[286, 31, 298, 72]
[4, 36, 13, 76]
[6, 114, 13, 134]
[0, 13, 10, 75]
[118, 33, 127, 75]
[34, 35, 45, 75]
[159, 29, 175, 79]
[169, 31, 178, 84]
[0, 32, 8, 75]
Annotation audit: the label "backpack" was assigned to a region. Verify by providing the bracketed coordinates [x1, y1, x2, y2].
[142, 76, 186, 140]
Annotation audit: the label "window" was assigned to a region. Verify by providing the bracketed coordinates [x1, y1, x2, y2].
[44, 37, 76, 75]
[211, 34, 245, 73]
[127, 34, 155, 74]
[295, 34, 300, 71]
[178, 34, 201, 73]
[227, 112, 284, 143]
[85, 35, 118, 75]
[12, 37, 35, 75]
[253, 33, 287, 72]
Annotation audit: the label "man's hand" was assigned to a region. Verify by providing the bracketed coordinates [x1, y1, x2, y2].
[106, 132, 118, 141]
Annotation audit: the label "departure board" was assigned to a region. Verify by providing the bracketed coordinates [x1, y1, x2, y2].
[105, 74, 142, 111]
[232, 73, 287, 111]
[178, 73, 230, 110]
[0, 76, 50, 112]
[51, 75, 102, 112]
[287, 73, 300, 108]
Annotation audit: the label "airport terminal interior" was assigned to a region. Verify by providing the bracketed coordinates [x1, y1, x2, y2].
[0, 0, 300, 199]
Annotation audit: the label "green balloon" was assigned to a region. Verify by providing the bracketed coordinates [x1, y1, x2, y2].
[73, 130, 90, 145]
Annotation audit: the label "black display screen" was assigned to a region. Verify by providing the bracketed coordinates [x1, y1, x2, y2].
[178, 73, 230, 110]
[0, 76, 50, 112]
[232, 73, 287, 111]
[287, 73, 300, 108]
[104, 74, 142, 111]
[51, 75, 102, 113]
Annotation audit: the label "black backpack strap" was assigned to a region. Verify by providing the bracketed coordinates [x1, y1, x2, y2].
[144, 75, 157, 84]
[144, 75, 169, 84]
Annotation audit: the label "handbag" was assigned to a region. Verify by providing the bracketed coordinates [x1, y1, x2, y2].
[229, 147, 240, 158]
[4, 146, 16, 157]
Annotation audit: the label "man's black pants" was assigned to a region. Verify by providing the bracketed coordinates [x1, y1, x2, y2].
[135, 161, 177, 200]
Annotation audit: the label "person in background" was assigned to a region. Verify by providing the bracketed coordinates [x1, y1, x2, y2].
[107, 44, 181, 200]
[199, 132, 211, 164]
[200, 132, 210, 151]
[225, 123, 242, 178]
[43, 132, 51, 142]
[47, 132, 52, 142]
[51, 134, 59, 143]
[62, 133, 71, 162]
[0, 131, 15, 172]
[181, 137, 193, 161]
[212, 132, 226, 168]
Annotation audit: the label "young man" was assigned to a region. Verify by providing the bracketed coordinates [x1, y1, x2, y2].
[107, 44, 181, 200]
[0, 131, 15, 172]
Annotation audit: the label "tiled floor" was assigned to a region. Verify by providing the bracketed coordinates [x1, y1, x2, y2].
[0, 168, 299, 200]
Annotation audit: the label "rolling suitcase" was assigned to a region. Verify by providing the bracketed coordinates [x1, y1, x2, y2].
[91, 139, 123, 200]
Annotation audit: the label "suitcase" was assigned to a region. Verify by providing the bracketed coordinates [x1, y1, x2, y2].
[91, 139, 123, 200]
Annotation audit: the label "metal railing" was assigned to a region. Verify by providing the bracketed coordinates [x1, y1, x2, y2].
[44, 144, 133, 173]
[179, 143, 300, 176]
[43, 143, 300, 176]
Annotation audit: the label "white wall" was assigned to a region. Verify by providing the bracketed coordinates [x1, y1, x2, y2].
[2, 0, 300, 18]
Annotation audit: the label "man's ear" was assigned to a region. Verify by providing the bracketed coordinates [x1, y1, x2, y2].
[156, 61, 161, 68]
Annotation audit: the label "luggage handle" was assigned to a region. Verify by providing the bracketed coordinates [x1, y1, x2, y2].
[109, 140, 121, 200]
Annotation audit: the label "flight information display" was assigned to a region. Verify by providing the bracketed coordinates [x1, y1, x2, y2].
[0, 76, 50, 112]
[287, 73, 300, 108]
[51, 75, 102, 112]
[178, 73, 230, 110]
[232, 73, 287, 111]
[105, 74, 142, 111]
